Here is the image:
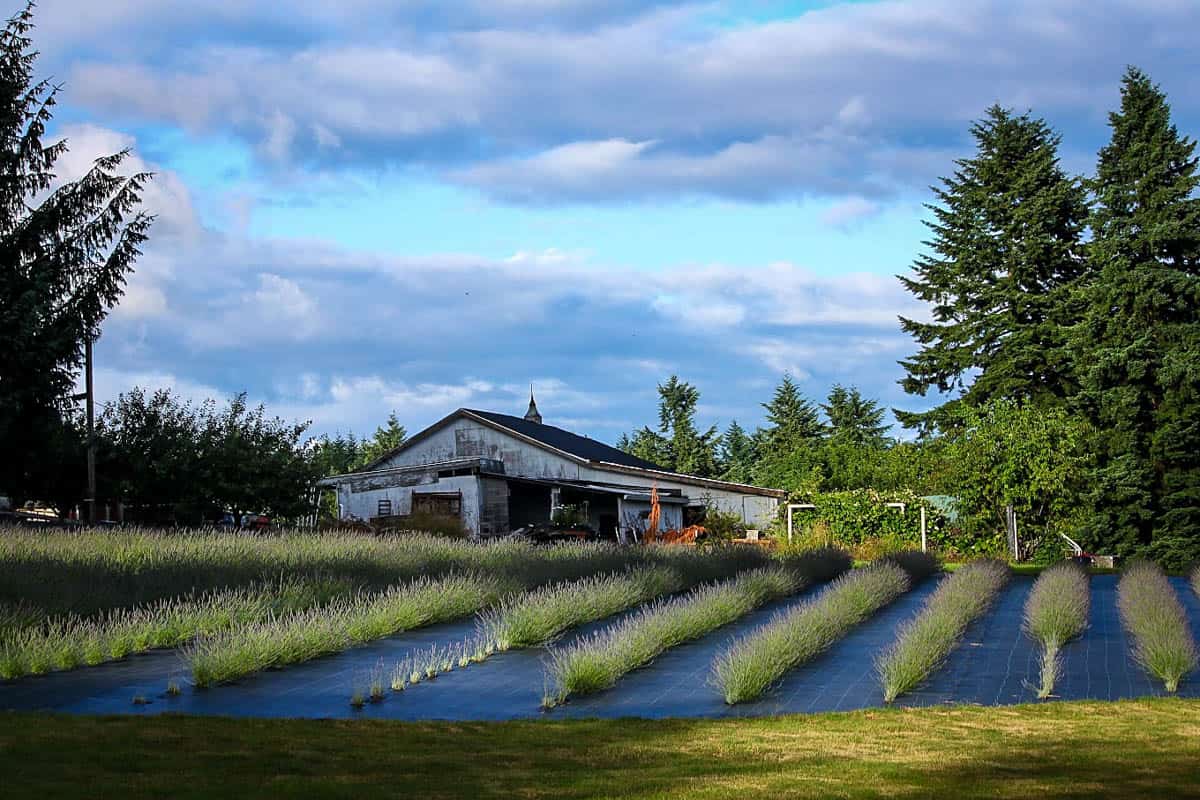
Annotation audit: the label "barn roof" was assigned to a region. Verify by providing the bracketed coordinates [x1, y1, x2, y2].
[464, 409, 663, 471]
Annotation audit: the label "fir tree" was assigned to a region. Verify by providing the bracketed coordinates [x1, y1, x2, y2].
[896, 105, 1088, 432]
[1073, 68, 1200, 566]
[619, 376, 718, 476]
[822, 385, 889, 447]
[761, 374, 824, 451]
[0, 4, 153, 502]
[717, 419, 758, 484]
[357, 411, 407, 468]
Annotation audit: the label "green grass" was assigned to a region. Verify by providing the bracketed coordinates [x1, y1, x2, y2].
[544, 566, 804, 707]
[2, 700, 1198, 798]
[1117, 560, 1198, 693]
[877, 559, 1010, 703]
[1023, 561, 1090, 699]
[186, 573, 506, 687]
[712, 558, 916, 704]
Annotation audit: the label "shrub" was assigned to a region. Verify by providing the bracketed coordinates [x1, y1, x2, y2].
[1023, 561, 1090, 698]
[479, 567, 681, 652]
[876, 559, 1010, 703]
[712, 557, 918, 704]
[0, 578, 348, 680]
[545, 566, 802, 706]
[186, 573, 504, 687]
[1117, 560, 1197, 693]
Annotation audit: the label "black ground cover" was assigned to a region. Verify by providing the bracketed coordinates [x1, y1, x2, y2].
[2, 573, 1197, 719]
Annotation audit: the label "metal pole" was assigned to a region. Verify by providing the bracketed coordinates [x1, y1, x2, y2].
[85, 337, 96, 524]
[920, 506, 927, 553]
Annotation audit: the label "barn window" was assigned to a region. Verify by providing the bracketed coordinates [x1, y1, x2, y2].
[412, 492, 462, 517]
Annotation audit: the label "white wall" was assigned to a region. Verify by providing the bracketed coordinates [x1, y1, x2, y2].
[365, 415, 780, 530]
[339, 475, 482, 534]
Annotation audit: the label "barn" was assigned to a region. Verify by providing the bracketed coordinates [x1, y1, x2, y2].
[319, 396, 784, 540]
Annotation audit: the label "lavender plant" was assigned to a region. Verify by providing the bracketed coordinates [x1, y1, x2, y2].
[1117, 560, 1197, 693]
[187, 573, 505, 687]
[712, 557, 919, 704]
[1023, 561, 1089, 698]
[877, 559, 1010, 703]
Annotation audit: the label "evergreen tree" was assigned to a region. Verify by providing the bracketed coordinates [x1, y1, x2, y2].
[1072, 68, 1200, 566]
[618, 427, 672, 469]
[822, 385, 889, 447]
[656, 375, 718, 477]
[717, 419, 758, 484]
[761, 375, 824, 451]
[357, 411, 407, 468]
[619, 376, 718, 476]
[0, 4, 152, 503]
[896, 106, 1088, 432]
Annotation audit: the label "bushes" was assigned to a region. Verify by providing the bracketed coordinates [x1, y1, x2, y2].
[0, 527, 661, 618]
[1023, 561, 1090, 698]
[186, 574, 504, 687]
[877, 559, 1010, 703]
[0, 578, 348, 680]
[776, 490, 984, 559]
[711, 556, 923, 704]
[1117, 560, 1197, 693]
[544, 552, 852, 706]
[479, 567, 681, 652]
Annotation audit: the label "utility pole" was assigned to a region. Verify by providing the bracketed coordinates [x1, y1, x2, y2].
[71, 336, 97, 523]
[85, 336, 95, 524]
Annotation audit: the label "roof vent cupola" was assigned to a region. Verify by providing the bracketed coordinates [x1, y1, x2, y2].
[524, 385, 543, 424]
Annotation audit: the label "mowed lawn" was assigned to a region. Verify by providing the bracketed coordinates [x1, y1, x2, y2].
[3, 700, 1199, 799]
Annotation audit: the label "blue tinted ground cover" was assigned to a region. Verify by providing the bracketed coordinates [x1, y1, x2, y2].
[2, 574, 1197, 720]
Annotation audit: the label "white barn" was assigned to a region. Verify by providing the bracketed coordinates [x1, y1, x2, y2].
[320, 398, 784, 540]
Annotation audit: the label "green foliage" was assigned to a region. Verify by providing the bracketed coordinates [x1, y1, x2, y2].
[1023, 561, 1090, 698]
[823, 385, 888, 447]
[94, 387, 319, 523]
[186, 573, 505, 687]
[1117, 560, 1198, 693]
[877, 559, 1010, 702]
[717, 420, 758, 483]
[356, 412, 407, 469]
[0, 4, 153, 505]
[544, 566, 804, 706]
[781, 489, 972, 558]
[479, 567, 683, 652]
[939, 399, 1090, 557]
[620, 375, 719, 476]
[897, 105, 1089, 432]
[1071, 68, 1200, 569]
[712, 558, 916, 704]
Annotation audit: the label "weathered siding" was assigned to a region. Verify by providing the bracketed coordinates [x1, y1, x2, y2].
[348, 415, 781, 533]
[339, 474, 482, 535]
[382, 420, 584, 480]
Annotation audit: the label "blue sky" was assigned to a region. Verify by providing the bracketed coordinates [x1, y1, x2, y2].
[34, 0, 1200, 444]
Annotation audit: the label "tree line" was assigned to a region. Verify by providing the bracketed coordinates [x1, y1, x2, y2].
[622, 67, 1198, 567]
[898, 67, 1199, 567]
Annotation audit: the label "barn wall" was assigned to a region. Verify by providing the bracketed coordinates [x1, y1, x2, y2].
[362, 415, 780, 531]
[381, 419, 584, 480]
[338, 474, 482, 535]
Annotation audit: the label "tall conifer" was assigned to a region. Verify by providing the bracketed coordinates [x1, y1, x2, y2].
[1074, 68, 1200, 565]
[897, 106, 1088, 432]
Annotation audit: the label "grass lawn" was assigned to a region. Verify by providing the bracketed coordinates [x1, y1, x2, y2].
[2, 700, 1199, 799]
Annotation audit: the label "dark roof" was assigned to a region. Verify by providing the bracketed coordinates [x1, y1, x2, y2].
[463, 409, 664, 471]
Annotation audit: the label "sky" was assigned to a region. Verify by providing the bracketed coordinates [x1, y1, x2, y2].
[33, 0, 1200, 444]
